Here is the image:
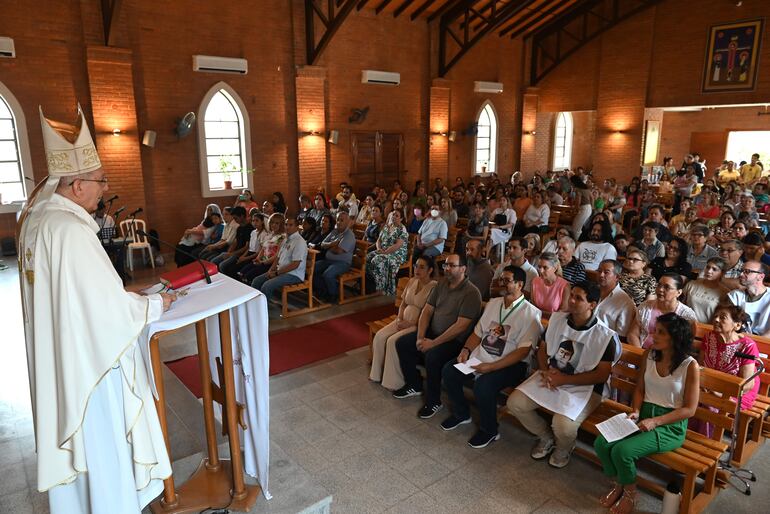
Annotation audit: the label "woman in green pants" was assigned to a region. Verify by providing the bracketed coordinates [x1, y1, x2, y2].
[594, 313, 700, 513]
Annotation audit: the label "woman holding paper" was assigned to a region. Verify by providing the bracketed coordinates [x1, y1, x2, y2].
[594, 313, 699, 514]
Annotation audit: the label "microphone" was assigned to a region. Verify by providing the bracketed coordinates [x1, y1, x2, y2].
[136, 229, 212, 284]
[129, 207, 143, 217]
[105, 194, 119, 203]
[114, 206, 126, 216]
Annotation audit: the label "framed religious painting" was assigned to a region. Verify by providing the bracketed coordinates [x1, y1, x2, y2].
[702, 18, 764, 93]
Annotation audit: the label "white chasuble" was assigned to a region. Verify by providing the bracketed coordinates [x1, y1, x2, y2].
[19, 192, 171, 511]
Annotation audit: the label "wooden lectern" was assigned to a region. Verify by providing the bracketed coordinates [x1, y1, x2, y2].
[149, 309, 260, 513]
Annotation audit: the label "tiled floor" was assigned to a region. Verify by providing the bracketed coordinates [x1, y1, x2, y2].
[2, 257, 769, 513]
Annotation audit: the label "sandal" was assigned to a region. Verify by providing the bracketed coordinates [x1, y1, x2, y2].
[599, 483, 623, 508]
[610, 488, 637, 514]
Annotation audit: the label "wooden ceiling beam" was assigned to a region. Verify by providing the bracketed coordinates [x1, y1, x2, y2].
[410, 0, 437, 20]
[375, 0, 395, 14]
[394, 0, 418, 17]
[101, 0, 124, 46]
[427, 0, 464, 22]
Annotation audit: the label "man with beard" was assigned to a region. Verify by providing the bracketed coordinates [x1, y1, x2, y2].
[465, 239, 494, 301]
[576, 222, 617, 271]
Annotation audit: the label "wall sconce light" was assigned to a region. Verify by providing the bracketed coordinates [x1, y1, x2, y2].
[614, 130, 625, 134]
[299, 130, 323, 137]
[523, 130, 537, 135]
[448, 131, 457, 142]
[112, 128, 122, 136]
[328, 129, 339, 144]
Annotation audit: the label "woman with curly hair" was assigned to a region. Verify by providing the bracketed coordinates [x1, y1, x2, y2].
[595, 313, 699, 514]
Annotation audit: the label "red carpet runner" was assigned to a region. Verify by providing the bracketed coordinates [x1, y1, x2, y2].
[166, 304, 395, 398]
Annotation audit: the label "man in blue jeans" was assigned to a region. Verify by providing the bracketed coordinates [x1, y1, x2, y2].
[313, 211, 356, 303]
[441, 265, 543, 448]
[251, 216, 307, 304]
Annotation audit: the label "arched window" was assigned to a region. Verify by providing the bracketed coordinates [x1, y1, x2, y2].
[197, 82, 251, 197]
[0, 82, 33, 203]
[552, 112, 573, 170]
[474, 102, 498, 175]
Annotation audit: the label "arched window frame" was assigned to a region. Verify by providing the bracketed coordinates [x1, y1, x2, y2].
[552, 112, 573, 171]
[473, 101, 498, 176]
[197, 82, 252, 198]
[0, 81, 34, 203]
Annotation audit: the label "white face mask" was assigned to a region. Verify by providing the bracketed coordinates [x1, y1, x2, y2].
[430, 209, 440, 218]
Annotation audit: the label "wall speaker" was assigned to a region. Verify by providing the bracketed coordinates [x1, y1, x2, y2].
[142, 130, 157, 148]
[328, 129, 339, 145]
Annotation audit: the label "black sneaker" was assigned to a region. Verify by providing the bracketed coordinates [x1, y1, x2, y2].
[440, 415, 472, 431]
[418, 403, 443, 419]
[392, 386, 422, 399]
[467, 430, 500, 449]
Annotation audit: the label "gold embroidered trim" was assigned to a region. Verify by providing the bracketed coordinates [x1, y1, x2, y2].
[46, 151, 73, 172]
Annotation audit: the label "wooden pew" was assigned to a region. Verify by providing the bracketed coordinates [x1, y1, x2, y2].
[365, 277, 410, 362]
[571, 344, 736, 514]
[280, 248, 330, 318]
[497, 339, 738, 513]
[693, 322, 770, 466]
[337, 240, 376, 305]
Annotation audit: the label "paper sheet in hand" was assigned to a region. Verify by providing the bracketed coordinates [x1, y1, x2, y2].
[596, 413, 640, 443]
[454, 357, 482, 375]
[516, 372, 594, 421]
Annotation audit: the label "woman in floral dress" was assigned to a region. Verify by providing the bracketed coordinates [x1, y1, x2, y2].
[367, 209, 409, 296]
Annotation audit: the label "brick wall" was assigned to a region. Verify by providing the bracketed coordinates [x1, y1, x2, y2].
[660, 106, 770, 168]
[86, 46, 147, 220]
[2, 0, 767, 244]
[443, 34, 524, 183]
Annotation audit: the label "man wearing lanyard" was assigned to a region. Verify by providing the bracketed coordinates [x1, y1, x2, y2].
[440, 266, 544, 448]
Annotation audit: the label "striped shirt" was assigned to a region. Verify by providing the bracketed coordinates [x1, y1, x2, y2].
[562, 257, 587, 286]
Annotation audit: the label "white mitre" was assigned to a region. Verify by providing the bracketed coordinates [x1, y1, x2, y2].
[39, 104, 101, 177]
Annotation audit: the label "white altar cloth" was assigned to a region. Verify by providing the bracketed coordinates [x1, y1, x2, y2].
[138, 273, 271, 499]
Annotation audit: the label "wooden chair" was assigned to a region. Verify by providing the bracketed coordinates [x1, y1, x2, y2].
[337, 240, 373, 304]
[366, 277, 410, 362]
[576, 344, 735, 514]
[352, 223, 367, 240]
[398, 234, 416, 278]
[694, 322, 770, 466]
[434, 226, 459, 268]
[280, 248, 329, 318]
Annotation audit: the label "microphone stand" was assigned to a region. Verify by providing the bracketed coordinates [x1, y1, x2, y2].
[718, 351, 763, 495]
[137, 229, 213, 284]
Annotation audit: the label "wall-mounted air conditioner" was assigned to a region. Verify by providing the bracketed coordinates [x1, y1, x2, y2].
[361, 70, 400, 86]
[192, 55, 248, 74]
[0, 37, 15, 58]
[474, 81, 503, 94]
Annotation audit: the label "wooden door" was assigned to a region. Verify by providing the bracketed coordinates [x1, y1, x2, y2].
[350, 131, 403, 194]
[690, 132, 728, 172]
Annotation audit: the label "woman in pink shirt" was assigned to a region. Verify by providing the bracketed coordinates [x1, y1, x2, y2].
[700, 304, 760, 410]
[531, 252, 570, 316]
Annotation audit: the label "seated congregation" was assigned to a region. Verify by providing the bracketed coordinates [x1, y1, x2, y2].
[169, 161, 770, 512]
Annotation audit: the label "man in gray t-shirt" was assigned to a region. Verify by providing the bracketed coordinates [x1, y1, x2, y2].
[313, 211, 356, 302]
[394, 253, 482, 419]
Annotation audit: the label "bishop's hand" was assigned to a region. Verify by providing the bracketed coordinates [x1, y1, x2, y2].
[160, 292, 177, 312]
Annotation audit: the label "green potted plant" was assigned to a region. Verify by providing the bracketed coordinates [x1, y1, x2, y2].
[219, 155, 238, 190]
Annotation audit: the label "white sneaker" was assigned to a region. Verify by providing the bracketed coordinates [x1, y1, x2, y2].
[530, 438, 555, 460]
[549, 446, 574, 468]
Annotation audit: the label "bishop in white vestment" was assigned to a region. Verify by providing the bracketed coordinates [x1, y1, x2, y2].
[18, 105, 175, 513]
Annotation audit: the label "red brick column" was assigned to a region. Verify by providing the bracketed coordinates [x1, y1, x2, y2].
[429, 82, 450, 184]
[295, 66, 329, 197]
[86, 46, 147, 219]
[519, 88, 539, 176]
